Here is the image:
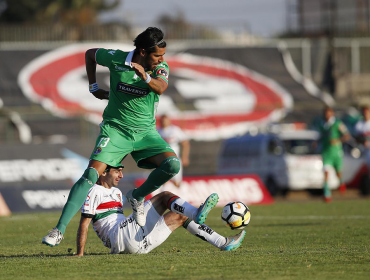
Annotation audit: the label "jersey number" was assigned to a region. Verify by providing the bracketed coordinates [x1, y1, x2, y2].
[97, 137, 110, 147]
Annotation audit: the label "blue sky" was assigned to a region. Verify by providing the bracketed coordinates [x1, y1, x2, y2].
[99, 0, 287, 37]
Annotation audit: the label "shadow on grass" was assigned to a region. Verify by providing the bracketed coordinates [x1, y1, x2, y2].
[0, 252, 108, 258]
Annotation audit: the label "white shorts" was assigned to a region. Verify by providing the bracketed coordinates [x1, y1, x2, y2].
[109, 201, 172, 254]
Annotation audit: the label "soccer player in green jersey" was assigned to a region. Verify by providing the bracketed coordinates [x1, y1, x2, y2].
[317, 107, 350, 203]
[42, 27, 213, 246]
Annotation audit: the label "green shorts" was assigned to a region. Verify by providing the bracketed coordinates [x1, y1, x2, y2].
[322, 148, 343, 172]
[90, 123, 175, 169]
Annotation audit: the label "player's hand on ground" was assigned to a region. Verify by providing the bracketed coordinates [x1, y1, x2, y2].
[92, 89, 109, 100]
[131, 62, 147, 81]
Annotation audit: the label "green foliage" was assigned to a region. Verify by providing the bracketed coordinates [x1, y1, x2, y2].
[1, 200, 370, 279]
[0, 0, 120, 24]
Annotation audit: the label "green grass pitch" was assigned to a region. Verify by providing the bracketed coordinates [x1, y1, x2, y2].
[1, 199, 370, 279]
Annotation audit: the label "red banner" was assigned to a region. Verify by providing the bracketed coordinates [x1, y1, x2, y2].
[135, 174, 273, 207]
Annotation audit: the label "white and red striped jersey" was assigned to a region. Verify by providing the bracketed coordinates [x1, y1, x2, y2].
[81, 184, 126, 247]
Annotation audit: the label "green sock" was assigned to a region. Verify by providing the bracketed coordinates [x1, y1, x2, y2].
[133, 157, 180, 201]
[323, 181, 331, 198]
[56, 168, 99, 234]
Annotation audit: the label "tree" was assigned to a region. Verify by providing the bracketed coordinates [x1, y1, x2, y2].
[0, 0, 120, 24]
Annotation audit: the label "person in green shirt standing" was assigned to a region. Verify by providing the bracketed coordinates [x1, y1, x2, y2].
[317, 106, 350, 203]
[42, 27, 219, 246]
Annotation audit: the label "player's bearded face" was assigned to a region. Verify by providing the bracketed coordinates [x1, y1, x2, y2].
[145, 47, 166, 70]
[107, 169, 123, 187]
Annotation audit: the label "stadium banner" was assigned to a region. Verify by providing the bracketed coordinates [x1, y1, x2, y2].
[135, 174, 274, 206]
[0, 142, 135, 213]
[0, 44, 292, 141]
[0, 185, 71, 213]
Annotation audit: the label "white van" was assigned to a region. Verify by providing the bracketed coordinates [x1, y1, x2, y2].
[217, 129, 369, 195]
[217, 133, 288, 195]
[278, 130, 328, 190]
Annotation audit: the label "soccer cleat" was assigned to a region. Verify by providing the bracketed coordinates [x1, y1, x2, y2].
[42, 228, 64, 247]
[126, 189, 146, 227]
[220, 230, 246, 251]
[324, 196, 332, 203]
[339, 183, 347, 194]
[195, 193, 219, 224]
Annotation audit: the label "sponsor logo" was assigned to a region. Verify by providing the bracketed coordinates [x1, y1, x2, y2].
[82, 176, 94, 186]
[114, 65, 129, 72]
[116, 82, 149, 97]
[94, 147, 102, 154]
[235, 202, 241, 209]
[156, 68, 168, 79]
[22, 190, 70, 209]
[198, 224, 214, 235]
[0, 158, 81, 183]
[173, 203, 184, 213]
[119, 217, 135, 229]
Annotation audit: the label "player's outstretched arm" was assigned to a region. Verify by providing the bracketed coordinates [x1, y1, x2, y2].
[74, 215, 92, 257]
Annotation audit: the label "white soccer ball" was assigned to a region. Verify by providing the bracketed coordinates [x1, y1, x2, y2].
[221, 201, 251, 230]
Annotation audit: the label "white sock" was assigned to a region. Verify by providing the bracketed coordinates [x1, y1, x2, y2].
[169, 197, 198, 220]
[183, 219, 226, 248]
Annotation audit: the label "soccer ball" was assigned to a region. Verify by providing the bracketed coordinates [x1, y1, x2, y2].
[221, 201, 251, 230]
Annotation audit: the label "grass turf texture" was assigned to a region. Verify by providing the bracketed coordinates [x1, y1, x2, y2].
[1, 200, 370, 280]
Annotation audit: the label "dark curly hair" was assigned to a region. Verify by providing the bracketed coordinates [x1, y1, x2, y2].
[134, 27, 166, 53]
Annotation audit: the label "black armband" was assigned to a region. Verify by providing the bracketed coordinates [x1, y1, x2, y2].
[81, 213, 95, 219]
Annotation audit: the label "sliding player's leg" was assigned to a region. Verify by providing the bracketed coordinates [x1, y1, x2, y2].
[120, 192, 243, 254]
[150, 191, 219, 224]
[151, 192, 245, 251]
[182, 218, 246, 251]
[165, 213, 246, 251]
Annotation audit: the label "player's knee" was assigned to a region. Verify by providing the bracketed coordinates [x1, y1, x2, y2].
[80, 167, 99, 186]
[161, 157, 181, 176]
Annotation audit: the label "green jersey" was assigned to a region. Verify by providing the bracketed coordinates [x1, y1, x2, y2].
[318, 117, 348, 151]
[96, 48, 169, 130]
